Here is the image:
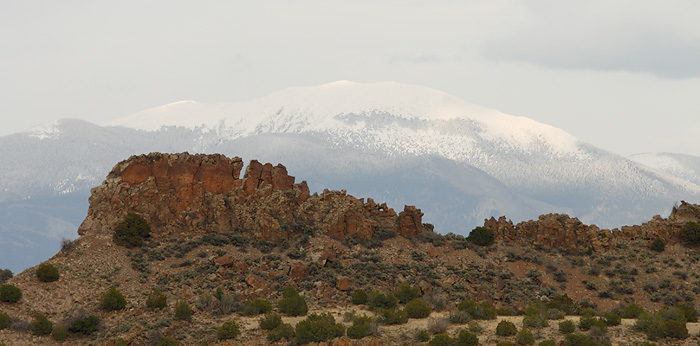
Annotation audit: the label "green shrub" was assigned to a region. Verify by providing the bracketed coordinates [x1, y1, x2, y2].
[675, 303, 698, 322]
[578, 316, 604, 331]
[515, 328, 535, 346]
[146, 289, 167, 309]
[619, 303, 644, 318]
[415, 328, 431, 342]
[156, 336, 178, 346]
[279, 287, 308, 316]
[259, 313, 282, 331]
[351, 289, 368, 305]
[634, 312, 664, 340]
[0, 283, 22, 303]
[578, 307, 596, 316]
[497, 343, 514, 346]
[559, 319, 575, 334]
[113, 213, 151, 248]
[457, 300, 496, 320]
[565, 333, 596, 346]
[267, 323, 295, 342]
[36, 263, 59, 282]
[650, 238, 665, 252]
[468, 227, 494, 246]
[380, 307, 409, 325]
[52, 326, 68, 341]
[368, 291, 397, 309]
[546, 294, 579, 315]
[539, 341, 556, 346]
[216, 320, 241, 340]
[662, 320, 688, 339]
[68, 314, 99, 335]
[101, 287, 126, 311]
[0, 312, 10, 330]
[174, 300, 193, 320]
[406, 299, 432, 318]
[429, 334, 456, 346]
[456, 329, 478, 346]
[681, 221, 700, 246]
[347, 316, 376, 339]
[243, 298, 272, 316]
[523, 313, 548, 328]
[603, 311, 621, 326]
[496, 320, 517, 336]
[0, 268, 12, 284]
[30, 314, 53, 335]
[394, 282, 421, 304]
[295, 313, 345, 344]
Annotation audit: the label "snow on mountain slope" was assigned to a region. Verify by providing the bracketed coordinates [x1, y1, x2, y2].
[630, 153, 700, 186]
[105, 81, 582, 155]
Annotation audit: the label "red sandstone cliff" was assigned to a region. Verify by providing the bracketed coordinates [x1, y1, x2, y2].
[78, 152, 424, 241]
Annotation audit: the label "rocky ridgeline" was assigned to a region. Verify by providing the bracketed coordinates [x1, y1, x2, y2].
[485, 201, 700, 252]
[78, 152, 425, 242]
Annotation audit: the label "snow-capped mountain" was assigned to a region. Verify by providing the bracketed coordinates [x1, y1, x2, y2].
[1, 81, 699, 273]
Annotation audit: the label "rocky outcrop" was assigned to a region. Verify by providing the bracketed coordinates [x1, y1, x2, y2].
[487, 201, 700, 252]
[78, 152, 424, 241]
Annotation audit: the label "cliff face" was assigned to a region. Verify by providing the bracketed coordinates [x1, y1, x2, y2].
[486, 201, 700, 252]
[78, 152, 424, 241]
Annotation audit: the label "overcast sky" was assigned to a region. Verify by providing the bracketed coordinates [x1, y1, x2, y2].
[2, 1, 699, 156]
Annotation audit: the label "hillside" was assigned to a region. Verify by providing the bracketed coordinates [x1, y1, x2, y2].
[2, 153, 700, 345]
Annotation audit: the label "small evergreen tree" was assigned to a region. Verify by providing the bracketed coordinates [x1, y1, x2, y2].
[146, 289, 167, 309]
[558, 320, 575, 334]
[515, 328, 535, 345]
[278, 287, 308, 316]
[347, 316, 375, 339]
[351, 289, 368, 305]
[394, 282, 421, 304]
[175, 300, 193, 320]
[259, 313, 282, 331]
[295, 313, 345, 344]
[681, 221, 700, 246]
[496, 320, 518, 336]
[650, 238, 665, 252]
[267, 323, 295, 342]
[406, 299, 432, 318]
[0, 312, 10, 330]
[36, 263, 60, 282]
[217, 320, 241, 340]
[429, 334, 456, 346]
[30, 314, 53, 336]
[113, 213, 151, 248]
[68, 314, 99, 335]
[0, 284, 21, 303]
[52, 326, 68, 341]
[467, 227, 494, 246]
[456, 329, 478, 346]
[101, 287, 126, 311]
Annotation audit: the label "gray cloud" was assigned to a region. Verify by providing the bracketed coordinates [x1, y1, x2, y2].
[481, 1, 700, 79]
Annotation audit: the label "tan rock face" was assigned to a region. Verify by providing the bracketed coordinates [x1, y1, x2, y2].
[78, 153, 424, 242]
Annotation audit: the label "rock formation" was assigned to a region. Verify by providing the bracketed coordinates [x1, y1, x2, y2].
[486, 201, 700, 252]
[78, 152, 424, 241]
